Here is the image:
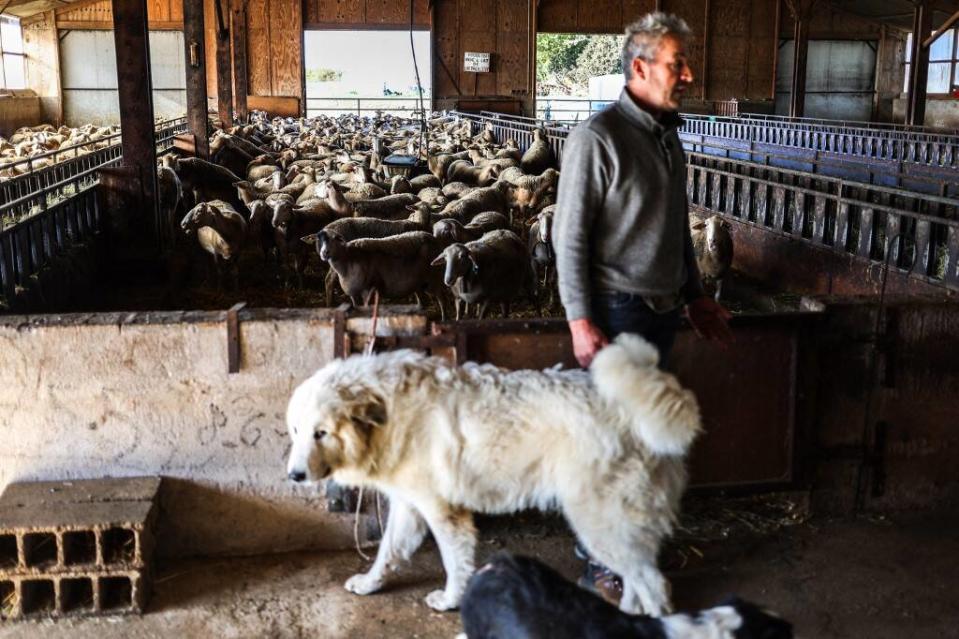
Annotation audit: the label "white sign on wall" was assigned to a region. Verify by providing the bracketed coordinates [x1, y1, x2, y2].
[464, 52, 491, 73]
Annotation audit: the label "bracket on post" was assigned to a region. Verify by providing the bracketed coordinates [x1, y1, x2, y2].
[226, 301, 246, 374]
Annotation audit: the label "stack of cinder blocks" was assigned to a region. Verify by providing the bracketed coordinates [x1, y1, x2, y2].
[0, 477, 161, 621]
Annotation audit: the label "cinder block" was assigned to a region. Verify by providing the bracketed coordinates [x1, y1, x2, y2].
[0, 477, 159, 621]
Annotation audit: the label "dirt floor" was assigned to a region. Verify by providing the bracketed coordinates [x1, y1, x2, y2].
[1, 503, 956, 639]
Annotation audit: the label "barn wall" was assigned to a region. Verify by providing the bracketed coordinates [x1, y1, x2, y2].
[54, 0, 184, 29]
[304, 0, 431, 28]
[21, 11, 63, 127]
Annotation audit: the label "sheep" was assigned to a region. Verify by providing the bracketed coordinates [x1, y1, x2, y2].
[245, 155, 280, 181]
[447, 159, 500, 187]
[351, 192, 418, 220]
[691, 215, 734, 301]
[310, 204, 432, 246]
[157, 165, 182, 241]
[512, 169, 560, 221]
[459, 553, 793, 639]
[432, 211, 510, 245]
[520, 127, 558, 176]
[442, 181, 474, 199]
[247, 199, 277, 264]
[169, 156, 247, 215]
[437, 180, 511, 223]
[430, 229, 535, 319]
[271, 199, 339, 288]
[179, 200, 247, 290]
[415, 186, 448, 207]
[409, 173, 441, 191]
[317, 230, 446, 317]
[528, 206, 556, 307]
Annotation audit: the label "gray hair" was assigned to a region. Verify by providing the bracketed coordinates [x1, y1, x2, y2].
[622, 12, 692, 79]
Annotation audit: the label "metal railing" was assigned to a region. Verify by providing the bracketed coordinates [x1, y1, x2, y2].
[305, 96, 430, 118]
[1, 116, 187, 227]
[686, 152, 959, 292]
[679, 135, 959, 198]
[452, 110, 959, 294]
[736, 112, 958, 136]
[681, 114, 959, 168]
[0, 116, 187, 307]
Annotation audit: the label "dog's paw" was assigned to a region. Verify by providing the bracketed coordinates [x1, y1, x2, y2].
[344, 572, 383, 596]
[425, 589, 459, 612]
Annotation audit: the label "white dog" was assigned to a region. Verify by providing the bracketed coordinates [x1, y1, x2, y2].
[286, 334, 701, 615]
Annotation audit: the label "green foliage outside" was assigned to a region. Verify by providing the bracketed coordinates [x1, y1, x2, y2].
[537, 33, 622, 95]
[305, 67, 343, 82]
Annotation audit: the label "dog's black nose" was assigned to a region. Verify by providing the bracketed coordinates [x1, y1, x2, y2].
[288, 470, 306, 482]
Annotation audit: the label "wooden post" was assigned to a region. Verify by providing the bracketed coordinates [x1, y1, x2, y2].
[786, 0, 813, 118]
[230, 0, 248, 123]
[214, 0, 234, 127]
[182, 0, 210, 158]
[905, 1, 932, 127]
[110, 0, 159, 253]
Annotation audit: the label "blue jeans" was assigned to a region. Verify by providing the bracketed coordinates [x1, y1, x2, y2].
[591, 291, 681, 369]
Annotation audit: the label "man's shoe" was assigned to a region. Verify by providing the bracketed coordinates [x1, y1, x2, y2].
[577, 560, 623, 607]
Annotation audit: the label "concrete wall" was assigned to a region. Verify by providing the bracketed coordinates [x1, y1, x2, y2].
[776, 39, 877, 121]
[0, 92, 42, 137]
[893, 98, 959, 132]
[0, 309, 428, 558]
[59, 30, 186, 126]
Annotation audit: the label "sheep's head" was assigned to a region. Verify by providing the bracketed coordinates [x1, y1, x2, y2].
[317, 230, 345, 262]
[432, 219, 466, 245]
[431, 243, 476, 287]
[271, 201, 295, 235]
[248, 200, 269, 235]
[705, 216, 730, 253]
[180, 202, 216, 234]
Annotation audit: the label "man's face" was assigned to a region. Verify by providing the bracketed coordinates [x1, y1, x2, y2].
[631, 34, 694, 112]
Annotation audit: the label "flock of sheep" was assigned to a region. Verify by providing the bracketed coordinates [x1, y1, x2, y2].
[160, 110, 732, 317]
[0, 123, 120, 179]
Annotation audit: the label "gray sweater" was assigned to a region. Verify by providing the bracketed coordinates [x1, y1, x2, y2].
[554, 88, 703, 322]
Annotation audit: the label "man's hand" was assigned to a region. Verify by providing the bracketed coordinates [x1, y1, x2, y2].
[569, 318, 609, 368]
[686, 296, 734, 345]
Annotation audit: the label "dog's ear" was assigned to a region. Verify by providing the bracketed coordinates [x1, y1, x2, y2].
[343, 386, 387, 429]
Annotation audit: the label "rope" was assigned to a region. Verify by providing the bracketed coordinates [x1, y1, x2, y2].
[364, 289, 380, 356]
[353, 485, 371, 561]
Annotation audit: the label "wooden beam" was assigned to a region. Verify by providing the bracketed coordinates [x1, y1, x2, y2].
[214, 0, 233, 127]
[230, 0, 248, 122]
[906, 1, 933, 126]
[922, 8, 959, 48]
[182, 0, 210, 158]
[786, 0, 814, 118]
[110, 0, 159, 254]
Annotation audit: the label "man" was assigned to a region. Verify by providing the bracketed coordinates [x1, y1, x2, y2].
[553, 12, 733, 600]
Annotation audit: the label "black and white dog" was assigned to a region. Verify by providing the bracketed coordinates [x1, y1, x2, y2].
[459, 554, 793, 639]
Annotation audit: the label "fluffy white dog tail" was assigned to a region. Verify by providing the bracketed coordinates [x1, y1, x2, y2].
[590, 333, 702, 457]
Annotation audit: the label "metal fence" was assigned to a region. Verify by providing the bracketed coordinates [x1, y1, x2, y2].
[681, 114, 959, 169]
[1, 116, 187, 228]
[305, 96, 429, 118]
[0, 116, 187, 307]
[451, 110, 959, 294]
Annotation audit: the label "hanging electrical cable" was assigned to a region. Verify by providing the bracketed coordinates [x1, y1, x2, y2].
[409, 0, 427, 161]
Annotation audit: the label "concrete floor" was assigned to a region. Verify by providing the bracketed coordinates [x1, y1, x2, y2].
[1, 509, 956, 639]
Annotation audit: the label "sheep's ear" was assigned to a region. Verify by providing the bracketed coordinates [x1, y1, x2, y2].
[300, 233, 318, 245]
[691, 220, 706, 231]
[430, 255, 446, 267]
[234, 181, 247, 188]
